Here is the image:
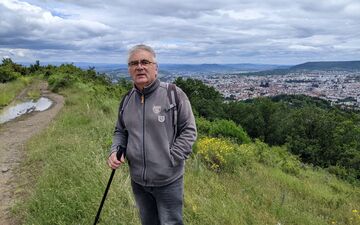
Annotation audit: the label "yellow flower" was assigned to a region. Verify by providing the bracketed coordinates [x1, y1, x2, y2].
[197, 137, 236, 171]
[352, 209, 358, 213]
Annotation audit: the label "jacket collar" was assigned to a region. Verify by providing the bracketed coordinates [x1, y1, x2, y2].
[134, 78, 160, 96]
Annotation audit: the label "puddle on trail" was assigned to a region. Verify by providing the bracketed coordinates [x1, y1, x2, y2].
[0, 97, 53, 124]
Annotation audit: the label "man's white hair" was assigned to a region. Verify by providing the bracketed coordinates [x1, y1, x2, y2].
[127, 44, 157, 63]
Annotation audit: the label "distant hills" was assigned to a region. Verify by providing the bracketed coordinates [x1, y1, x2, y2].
[238, 60, 360, 76]
[20, 60, 360, 78]
[93, 63, 287, 75]
[74, 63, 291, 80]
[158, 63, 288, 74]
[70, 60, 360, 75]
[290, 61, 360, 71]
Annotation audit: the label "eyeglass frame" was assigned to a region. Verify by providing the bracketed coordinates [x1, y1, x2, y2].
[128, 59, 157, 68]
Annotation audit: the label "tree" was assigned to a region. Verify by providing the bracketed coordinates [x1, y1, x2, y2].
[29, 60, 41, 73]
[174, 77, 225, 120]
[0, 58, 22, 82]
[1, 58, 27, 75]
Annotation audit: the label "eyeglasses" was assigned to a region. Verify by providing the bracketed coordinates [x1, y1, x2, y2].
[128, 59, 156, 67]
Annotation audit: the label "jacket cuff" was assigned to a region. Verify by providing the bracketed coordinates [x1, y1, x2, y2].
[108, 147, 118, 158]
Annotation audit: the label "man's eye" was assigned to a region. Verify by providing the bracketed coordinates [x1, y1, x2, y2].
[129, 61, 138, 66]
[140, 60, 150, 65]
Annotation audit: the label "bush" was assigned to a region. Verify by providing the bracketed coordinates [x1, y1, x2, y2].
[48, 72, 78, 92]
[196, 137, 238, 172]
[0, 65, 20, 83]
[196, 137, 302, 175]
[196, 118, 251, 144]
[209, 119, 251, 144]
[326, 166, 357, 183]
[195, 117, 212, 136]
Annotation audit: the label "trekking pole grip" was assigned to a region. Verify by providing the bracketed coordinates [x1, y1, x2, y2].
[116, 145, 126, 161]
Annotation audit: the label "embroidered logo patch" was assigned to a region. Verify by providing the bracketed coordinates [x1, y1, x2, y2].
[158, 115, 165, 123]
[153, 105, 161, 114]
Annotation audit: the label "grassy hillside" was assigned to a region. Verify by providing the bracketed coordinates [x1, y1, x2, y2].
[9, 78, 359, 225]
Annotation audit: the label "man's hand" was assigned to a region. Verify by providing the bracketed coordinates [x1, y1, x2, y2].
[107, 151, 125, 169]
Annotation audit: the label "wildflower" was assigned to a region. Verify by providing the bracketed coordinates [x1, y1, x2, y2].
[352, 209, 358, 213]
[196, 137, 236, 171]
[192, 205, 197, 212]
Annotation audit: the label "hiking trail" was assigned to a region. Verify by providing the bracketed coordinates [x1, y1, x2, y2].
[0, 81, 64, 225]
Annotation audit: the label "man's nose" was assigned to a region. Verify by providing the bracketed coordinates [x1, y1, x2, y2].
[135, 64, 145, 69]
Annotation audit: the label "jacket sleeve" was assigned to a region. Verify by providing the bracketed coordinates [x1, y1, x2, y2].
[170, 87, 197, 162]
[109, 102, 128, 156]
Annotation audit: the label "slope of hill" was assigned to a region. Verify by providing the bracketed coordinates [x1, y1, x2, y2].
[2, 60, 359, 224]
[291, 61, 360, 71]
[8, 75, 359, 225]
[233, 60, 360, 77]
[159, 63, 286, 74]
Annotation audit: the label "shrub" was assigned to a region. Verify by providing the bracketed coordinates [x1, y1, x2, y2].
[0, 65, 20, 83]
[209, 119, 251, 144]
[48, 72, 77, 92]
[196, 137, 238, 172]
[326, 165, 357, 183]
[195, 117, 212, 136]
[196, 136, 302, 175]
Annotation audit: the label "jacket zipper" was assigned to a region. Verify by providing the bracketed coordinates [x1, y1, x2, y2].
[141, 93, 147, 184]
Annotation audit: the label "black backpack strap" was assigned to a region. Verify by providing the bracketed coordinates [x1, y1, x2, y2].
[167, 83, 179, 107]
[115, 88, 134, 157]
[167, 83, 180, 144]
[119, 89, 134, 128]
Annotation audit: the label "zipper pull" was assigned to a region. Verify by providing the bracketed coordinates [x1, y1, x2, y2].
[141, 94, 144, 104]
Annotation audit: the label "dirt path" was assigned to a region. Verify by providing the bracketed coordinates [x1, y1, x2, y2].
[0, 81, 64, 225]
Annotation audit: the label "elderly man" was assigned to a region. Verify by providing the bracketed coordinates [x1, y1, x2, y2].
[108, 44, 197, 225]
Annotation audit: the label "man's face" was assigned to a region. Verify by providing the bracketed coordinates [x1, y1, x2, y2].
[128, 50, 158, 89]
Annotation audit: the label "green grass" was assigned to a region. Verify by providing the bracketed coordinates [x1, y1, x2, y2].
[0, 77, 32, 108]
[14, 82, 140, 225]
[184, 159, 360, 225]
[13, 80, 360, 225]
[26, 79, 42, 100]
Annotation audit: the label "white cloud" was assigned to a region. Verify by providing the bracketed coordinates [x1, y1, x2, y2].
[1, 0, 359, 64]
[0, 0, 112, 49]
[289, 45, 319, 51]
[343, 3, 360, 17]
[0, 48, 32, 60]
[216, 9, 265, 21]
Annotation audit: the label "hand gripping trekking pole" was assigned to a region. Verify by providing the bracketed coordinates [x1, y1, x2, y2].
[93, 146, 126, 225]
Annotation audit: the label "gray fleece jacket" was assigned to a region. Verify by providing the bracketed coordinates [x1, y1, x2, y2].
[110, 79, 197, 186]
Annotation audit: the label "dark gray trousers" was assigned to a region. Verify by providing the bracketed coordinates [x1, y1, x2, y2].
[131, 176, 184, 225]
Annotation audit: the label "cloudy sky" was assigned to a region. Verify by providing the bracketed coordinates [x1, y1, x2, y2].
[1, 0, 359, 65]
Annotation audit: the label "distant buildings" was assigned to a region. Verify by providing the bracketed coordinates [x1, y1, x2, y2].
[192, 70, 360, 109]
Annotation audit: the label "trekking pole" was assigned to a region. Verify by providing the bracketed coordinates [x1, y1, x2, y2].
[93, 148, 125, 225]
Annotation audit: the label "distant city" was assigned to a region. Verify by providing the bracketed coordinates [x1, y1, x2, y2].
[98, 61, 360, 109]
[195, 70, 360, 109]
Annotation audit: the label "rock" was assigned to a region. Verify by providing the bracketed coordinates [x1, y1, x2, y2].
[2, 167, 9, 173]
